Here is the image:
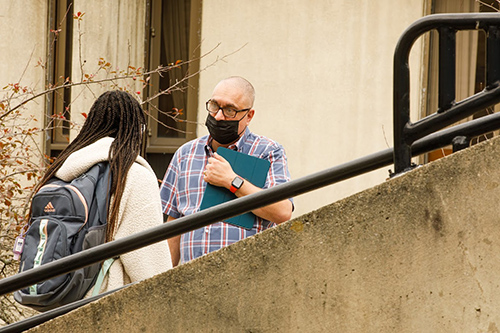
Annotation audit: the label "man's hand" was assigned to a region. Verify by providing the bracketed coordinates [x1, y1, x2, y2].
[203, 152, 292, 224]
[203, 152, 236, 189]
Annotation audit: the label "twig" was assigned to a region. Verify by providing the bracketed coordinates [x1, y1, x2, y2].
[476, 0, 500, 11]
[1, 43, 227, 121]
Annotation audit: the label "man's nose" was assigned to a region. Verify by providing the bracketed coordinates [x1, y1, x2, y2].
[214, 109, 226, 121]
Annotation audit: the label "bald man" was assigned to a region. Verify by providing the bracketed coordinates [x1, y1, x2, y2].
[160, 76, 293, 266]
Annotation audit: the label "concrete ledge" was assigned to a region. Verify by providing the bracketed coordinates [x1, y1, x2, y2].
[29, 136, 500, 332]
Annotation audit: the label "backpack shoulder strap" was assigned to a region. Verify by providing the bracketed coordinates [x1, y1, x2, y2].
[93, 162, 111, 225]
[91, 257, 115, 297]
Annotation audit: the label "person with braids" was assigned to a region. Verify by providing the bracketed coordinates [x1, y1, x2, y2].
[36, 90, 172, 294]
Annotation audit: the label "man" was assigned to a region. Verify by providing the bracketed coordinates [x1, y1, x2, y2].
[160, 76, 293, 266]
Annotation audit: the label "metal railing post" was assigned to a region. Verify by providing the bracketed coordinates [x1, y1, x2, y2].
[487, 25, 500, 87]
[438, 26, 456, 113]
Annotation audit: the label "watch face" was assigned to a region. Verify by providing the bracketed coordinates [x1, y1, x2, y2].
[232, 177, 244, 188]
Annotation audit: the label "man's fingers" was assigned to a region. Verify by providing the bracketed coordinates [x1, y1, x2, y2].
[213, 152, 227, 162]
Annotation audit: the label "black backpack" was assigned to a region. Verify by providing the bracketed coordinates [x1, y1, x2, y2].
[14, 162, 111, 311]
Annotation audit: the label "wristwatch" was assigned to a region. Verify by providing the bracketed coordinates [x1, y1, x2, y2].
[230, 176, 244, 193]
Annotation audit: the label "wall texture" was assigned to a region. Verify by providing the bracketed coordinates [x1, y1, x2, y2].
[27, 134, 500, 332]
[0, 0, 48, 151]
[0, 0, 428, 217]
[196, 0, 427, 217]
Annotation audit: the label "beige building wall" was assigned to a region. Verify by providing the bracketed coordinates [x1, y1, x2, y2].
[1, 0, 428, 217]
[0, 1, 48, 151]
[196, 0, 427, 217]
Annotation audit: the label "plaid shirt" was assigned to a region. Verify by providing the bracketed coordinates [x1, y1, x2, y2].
[160, 127, 292, 264]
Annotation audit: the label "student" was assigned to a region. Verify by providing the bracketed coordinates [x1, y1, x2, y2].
[37, 90, 172, 294]
[160, 76, 293, 266]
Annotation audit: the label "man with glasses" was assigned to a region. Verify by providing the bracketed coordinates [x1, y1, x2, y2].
[160, 76, 293, 266]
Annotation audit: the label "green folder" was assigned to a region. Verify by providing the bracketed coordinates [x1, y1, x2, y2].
[199, 147, 271, 229]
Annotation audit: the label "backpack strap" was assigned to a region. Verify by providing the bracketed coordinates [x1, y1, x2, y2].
[94, 162, 111, 227]
[29, 218, 50, 295]
[90, 162, 114, 298]
[92, 257, 116, 297]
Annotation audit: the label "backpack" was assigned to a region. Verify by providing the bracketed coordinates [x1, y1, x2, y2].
[14, 162, 111, 312]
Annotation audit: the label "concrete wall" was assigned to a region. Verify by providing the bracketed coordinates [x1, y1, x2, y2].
[28, 132, 500, 332]
[196, 0, 427, 217]
[0, 0, 48, 150]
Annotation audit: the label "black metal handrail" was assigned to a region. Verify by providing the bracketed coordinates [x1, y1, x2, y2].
[2, 109, 500, 297]
[393, 13, 500, 174]
[3, 12, 500, 333]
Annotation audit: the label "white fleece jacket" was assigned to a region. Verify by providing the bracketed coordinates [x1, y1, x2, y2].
[55, 137, 172, 294]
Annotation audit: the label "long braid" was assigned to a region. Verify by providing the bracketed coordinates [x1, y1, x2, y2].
[106, 92, 145, 241]
[36, 90, 146, 242]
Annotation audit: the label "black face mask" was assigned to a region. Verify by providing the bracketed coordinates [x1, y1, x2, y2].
[205, 115, 244, 145]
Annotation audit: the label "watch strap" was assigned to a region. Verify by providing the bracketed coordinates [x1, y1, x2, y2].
[230, 176, 244, 193]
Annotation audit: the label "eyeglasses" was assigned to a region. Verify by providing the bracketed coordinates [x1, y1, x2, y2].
[206, 100, 251, 119]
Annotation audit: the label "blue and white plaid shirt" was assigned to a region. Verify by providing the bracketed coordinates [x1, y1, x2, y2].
[160, 127, 292, 264]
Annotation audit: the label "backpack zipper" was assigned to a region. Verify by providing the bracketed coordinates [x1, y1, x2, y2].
[65, 185, 89, 228]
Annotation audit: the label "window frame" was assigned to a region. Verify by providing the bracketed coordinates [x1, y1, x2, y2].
[45, 0, 74, 158]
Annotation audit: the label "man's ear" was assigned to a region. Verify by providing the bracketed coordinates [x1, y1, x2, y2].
[246, 109, 255, 125]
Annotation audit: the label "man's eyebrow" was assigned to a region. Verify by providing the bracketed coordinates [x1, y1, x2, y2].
[212, 99, 237, 109]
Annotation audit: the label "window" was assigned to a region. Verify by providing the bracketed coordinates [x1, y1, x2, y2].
[470, 0, 500, 145]
[422, 0, 500, 163]
[145, 0, 201, 179]
[44, 0, 201, 179]
[46, 0, 74, 159]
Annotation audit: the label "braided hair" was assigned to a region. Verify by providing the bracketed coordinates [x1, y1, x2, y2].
[37, 90, 147, 242]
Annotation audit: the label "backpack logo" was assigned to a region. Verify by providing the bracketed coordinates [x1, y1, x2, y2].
[44, 202, 55, 213]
